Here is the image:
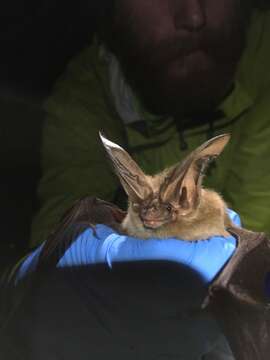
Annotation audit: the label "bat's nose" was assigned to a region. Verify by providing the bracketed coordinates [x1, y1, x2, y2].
[141, 206, 165, 229]
[142, 205, 158, 217]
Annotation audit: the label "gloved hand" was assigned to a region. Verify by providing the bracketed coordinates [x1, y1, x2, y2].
[17, 209, 240, 284]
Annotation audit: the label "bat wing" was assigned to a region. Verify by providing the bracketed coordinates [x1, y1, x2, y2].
[38, 196, 126, 267]
[206, 227, 270, 360]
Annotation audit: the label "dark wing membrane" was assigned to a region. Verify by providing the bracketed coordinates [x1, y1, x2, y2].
[207, 227, 270, 360]
[38, 196, 126, 267]
[210, 291, 270, 360]
[0, 197, 126, 339]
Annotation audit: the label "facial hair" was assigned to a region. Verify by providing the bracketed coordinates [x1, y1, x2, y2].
[107, 2, 252, 117]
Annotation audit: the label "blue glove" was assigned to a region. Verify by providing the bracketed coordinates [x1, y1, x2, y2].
[17, 209, 240, 284]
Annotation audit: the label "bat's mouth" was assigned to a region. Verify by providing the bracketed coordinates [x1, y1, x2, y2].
[143, 218, 165, 229]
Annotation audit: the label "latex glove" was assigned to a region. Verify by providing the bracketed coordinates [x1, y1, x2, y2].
[17, 209, 240, 283]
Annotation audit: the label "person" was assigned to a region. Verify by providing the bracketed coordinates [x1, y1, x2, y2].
[30, 0, 270, 247]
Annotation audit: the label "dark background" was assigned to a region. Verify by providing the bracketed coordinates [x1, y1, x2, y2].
[0, 1, 101, 268]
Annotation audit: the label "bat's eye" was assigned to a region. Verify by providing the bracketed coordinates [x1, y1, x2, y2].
[166, 204, 172, 212]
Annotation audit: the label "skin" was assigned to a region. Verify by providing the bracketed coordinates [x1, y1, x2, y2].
[104, 0, 253, 116]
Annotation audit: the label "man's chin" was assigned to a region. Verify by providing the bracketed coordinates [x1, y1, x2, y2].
[138, 82, 231, 117]
[136, 65, 235, 116]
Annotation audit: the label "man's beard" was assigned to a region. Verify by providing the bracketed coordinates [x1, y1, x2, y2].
[108, 5, 251, 117]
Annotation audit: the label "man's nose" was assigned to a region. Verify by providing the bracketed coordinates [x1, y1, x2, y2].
[173, 0, 206, 32]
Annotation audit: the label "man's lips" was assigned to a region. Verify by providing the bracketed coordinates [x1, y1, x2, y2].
[147, 37, 209, 65]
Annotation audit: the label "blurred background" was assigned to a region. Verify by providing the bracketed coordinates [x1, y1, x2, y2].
[0, 1, 101, 269]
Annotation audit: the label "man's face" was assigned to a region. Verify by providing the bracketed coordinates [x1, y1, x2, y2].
[108, 0, 252, 116]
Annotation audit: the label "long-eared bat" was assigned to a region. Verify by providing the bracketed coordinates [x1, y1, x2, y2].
[99, 132, 231, 241]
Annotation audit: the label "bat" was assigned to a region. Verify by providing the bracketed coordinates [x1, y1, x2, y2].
[99, 132, 231, 241]
[37, 133, 270, 360]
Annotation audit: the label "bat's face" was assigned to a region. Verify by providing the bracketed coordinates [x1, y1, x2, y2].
[132, 195, 175, 230]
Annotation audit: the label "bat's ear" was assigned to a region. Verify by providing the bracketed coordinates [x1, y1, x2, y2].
[99, 132, 152, 202]
[160, 134, 230, 214]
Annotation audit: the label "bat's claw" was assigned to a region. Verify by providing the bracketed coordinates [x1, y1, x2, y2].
[201, 285, 221, 309]
[88, 223, 98, 238]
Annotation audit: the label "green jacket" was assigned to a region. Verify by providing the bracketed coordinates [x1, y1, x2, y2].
[31, 9, 270, 246]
